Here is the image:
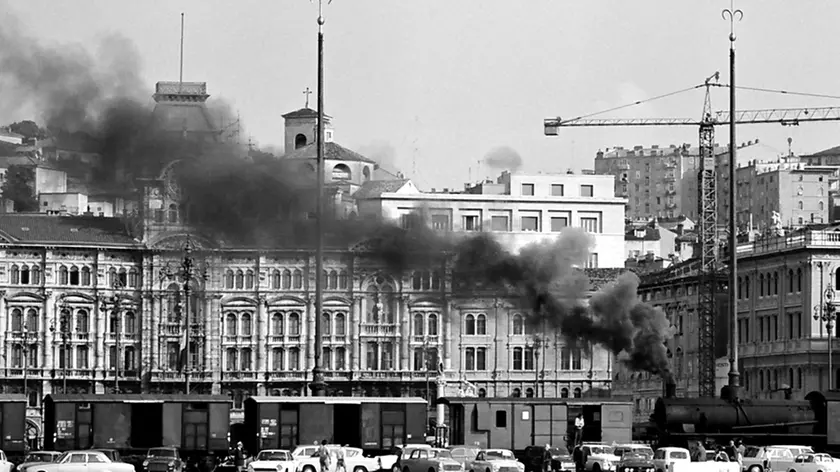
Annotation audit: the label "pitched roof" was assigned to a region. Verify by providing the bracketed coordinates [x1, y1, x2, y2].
[281, 107, 320, 119]
[0, 214, 140, 247]
[806, 145, 840, 157]
[0, 129, 24, 139]
[625, 226, 661, 241]
[0, 155, 39, 168]
[282, 141, 376, 164]
[352, 179, 410, 199]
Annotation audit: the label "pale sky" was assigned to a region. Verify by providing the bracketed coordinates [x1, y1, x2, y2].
[3, 1, 840, 190]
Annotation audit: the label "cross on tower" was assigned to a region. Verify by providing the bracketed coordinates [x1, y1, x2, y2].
[303, 87, 312, 108]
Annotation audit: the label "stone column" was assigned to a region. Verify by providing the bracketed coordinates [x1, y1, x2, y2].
[445, 301, 456, 371]
[44, 291, 55, 372]
[400, 296, 410, 371]
[351, 296, 362, 371]
[256, 296, 267, 372]
[0, 291, 6, 372]
[141, 293, 155, 393]
[306, 296, 315, 370]
[95, 294, 105, 371]
[211, 295, 223, 395]
[376, 341, 382, 371]
[493, 300, 505, 381]
[203, 297, 213, 372]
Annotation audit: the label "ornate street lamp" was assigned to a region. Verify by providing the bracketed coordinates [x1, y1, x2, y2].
[813, 285, 837, 390]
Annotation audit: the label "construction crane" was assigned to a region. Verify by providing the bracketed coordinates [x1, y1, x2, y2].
[545, 77, 840, 397]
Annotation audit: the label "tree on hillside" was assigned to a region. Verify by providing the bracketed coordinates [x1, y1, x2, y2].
[1, 165, 38, 212]
[6, 120, 47, 142]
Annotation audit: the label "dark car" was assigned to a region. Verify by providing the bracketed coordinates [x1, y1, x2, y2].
[144, 447, 184, 472]
[616, 453, 655, 472]
[522, 447, 575, 472]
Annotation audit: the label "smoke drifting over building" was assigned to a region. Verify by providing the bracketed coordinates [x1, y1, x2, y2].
[484, 145, 524, 172]
[0, 18, 673, 378]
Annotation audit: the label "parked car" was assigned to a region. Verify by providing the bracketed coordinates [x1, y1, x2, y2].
[612, 446, 653, 461]
[92, 450, 122, 463]
[143, 447, 185, 472]
[448, 447, 481, 469]
[522, 446, 574, 472]
[16, 452, 61, 472]
[30, 451, 134, 472]
[400, 448, 462, 472]
[295, 446, 379, 472]
[390, 445, 434, 472]
[651, 448, 689, 472]
[575, 444, 620, 472]
[743, 446, 814, 472]
[616, 452, 654, 472]
[467, 449, 524, 472]
[291, 446, 322, 461]
[787, 453, 840, 472]
[247, 450, 296, 472]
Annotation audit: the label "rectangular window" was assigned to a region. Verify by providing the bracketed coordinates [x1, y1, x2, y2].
[521, 184, 535, 196]
[585, 253, 599, 269]
[521, 216, 539, 232]
[580, 185, 594, 197]
[465, 348, 475, 370]
[476, 348, 487, 371]
[551, 184, 564, 196]
[400, 214, 417, 230]
[495, 410, 507, 428]
[513, 349, 523, 370]
[463, 215, 480, 231]
[491, 216, 509, 232]
[524, 348, 534, 370]
[431, 214, 450, 231]
[580, 216, 601, 233]
[550, 217, 568, 232]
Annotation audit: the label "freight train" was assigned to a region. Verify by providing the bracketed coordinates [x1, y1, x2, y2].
[437, 397, 634, 453]
[649, 385, 840, 454]
[0, 395, 28, 454]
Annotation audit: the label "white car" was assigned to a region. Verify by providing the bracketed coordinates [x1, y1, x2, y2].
[31, 451, 134, 472]
[248, 450, 296, 472]
[466, 449, 524, 472]
[651, 448, 689, 472]
[0, 451, 11, 472]
[788, 454, 840, 472]
[295, 446, 380, 472]
[576, 444, 620, 472]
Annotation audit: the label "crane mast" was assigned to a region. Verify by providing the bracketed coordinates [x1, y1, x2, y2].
[544, 78, 840, 398]
[697, 72, 720, 398]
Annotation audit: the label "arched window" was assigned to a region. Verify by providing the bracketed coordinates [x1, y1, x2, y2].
[224, 270, 234, 289]
[573, 388, 582, 398]
[321, 313, 331, 336]
[271, 270, 281, 289]
[338, 271, 348, 290]
[240, 348, 252, 371]
[421, 271, 431, 290]
[797, 269, 802, 292]
[82, 267, 91, 286]
[235, 270, 244, 289]
[759, 274, 765, 297]
[513, 314, 524, 335]
[294, 134, 307, 149]
[328, 271, 338, 290]
[476, 314, 487, 335]
[272, 313, 284, 336]
[245, 270, 255, 289]
[331, 164, 351, 181]
[10, 309, 22, 332]
[465, 315, 476, 335]
[288, 312, 301, 336]
[30, 265, 40, 285]
[272, 348, 285, 371]
[20, 265, 29, 285]
[525, 388, 534, 398]
[798, 201, 804, 210]
[512, 388, 521, 398]
[26, 308, 38, 331]
[282, 269, 292, 289]
[432, 271, 442, 290]
[241, 313, 252, 336]
[226, 348, 238, 371]
[118, 268, 128, 286]
[413, 313, 425, 336]
[788, 269, 794, 293]
[59, 266, 68, 285]
[124, 311, 136, 334]
[128, 268, 139, 287]
[428, 314, 438, 336]
[412, 272, 422, 290]
[322, 347, 332, 370]
[773, 271, 779, 295]
[124, 346, 136, 371]
[293, 269, 303, 289]
[478, 388, 486, 398]
[820, 201, 825, 211]
[76, 309, 89, 333]
[335, 313, 346, 336]
[225, 313, 238, 336]
[560, 388, 569, 398]
[10, 265, 19, 284]
[363, 166, 371, 182]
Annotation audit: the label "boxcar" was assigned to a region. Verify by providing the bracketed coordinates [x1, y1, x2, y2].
[438, 397, 633, 452]
[244, 396, 428, 454]
[43, 394, 231, 454]
[0, 395, 27, 453]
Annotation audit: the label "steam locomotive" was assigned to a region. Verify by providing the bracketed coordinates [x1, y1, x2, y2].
[649, 383, 840, 453]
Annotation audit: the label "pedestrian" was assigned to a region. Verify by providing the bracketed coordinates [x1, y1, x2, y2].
[694, 441, 707, 462]
[573, 446, 584, 472]
[336, 444, 347, 472]
[542, 444, 553, 472]
[574, 414, 585, 446]
[318, 440, 331, 472]
[233, 442, 247, 472]
[724, 440, 737, 462]
[735, 439, 745, 465]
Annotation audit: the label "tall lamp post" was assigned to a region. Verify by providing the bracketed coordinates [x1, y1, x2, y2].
[50, 304, 71, 394]
[160, 241, 208, 395]
[529, 337, 544, 398]
[813, 285, 837, 390]
[100, 279, 126, 393]
[22, 322, 37, 406]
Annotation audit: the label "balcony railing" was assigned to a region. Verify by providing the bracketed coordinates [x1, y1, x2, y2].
[361, 324, 398, 336]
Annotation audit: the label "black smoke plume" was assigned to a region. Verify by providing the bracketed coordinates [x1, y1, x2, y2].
[454, 229, 675, 377]
[0, 11, 674, 378]
[484, 146, 523, 172]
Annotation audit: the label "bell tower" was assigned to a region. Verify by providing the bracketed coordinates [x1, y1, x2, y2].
[282, 89, 333, 153]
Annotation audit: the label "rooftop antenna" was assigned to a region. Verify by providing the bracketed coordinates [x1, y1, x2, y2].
[179, 13, 185, 93]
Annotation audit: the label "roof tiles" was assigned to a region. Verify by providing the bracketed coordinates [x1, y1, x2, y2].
[283, 141, 376, 164]
[0, 214, 140, 246]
